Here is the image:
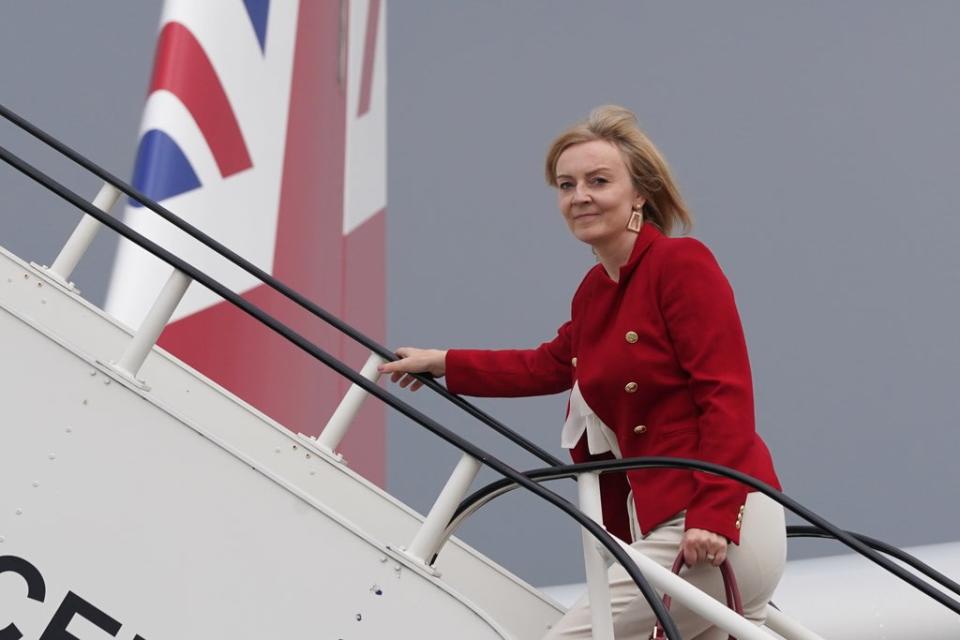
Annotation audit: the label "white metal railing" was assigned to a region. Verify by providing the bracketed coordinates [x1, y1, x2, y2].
[306, 349, 484, 573]
[36, 183, 194, 387]
[577, 472, 615, 639]
[45, 182, 120, 290]
[315, 351, 386, 457]
[309, 351, 485, 572]
[110, 268, 191, 385]
[404, 453, 482, 566]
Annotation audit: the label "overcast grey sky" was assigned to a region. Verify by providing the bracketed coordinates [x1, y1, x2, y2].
[2, 1, 959, 588]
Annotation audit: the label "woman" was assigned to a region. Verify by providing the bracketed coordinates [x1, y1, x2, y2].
[380, 106, 785, 639]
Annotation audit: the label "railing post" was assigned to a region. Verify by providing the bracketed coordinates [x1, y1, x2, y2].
[577, 472, 615, 640]
[404, 453, 482, 566]
[46, 182, 121, 287]
[110, 268, 191, 384]
[316, 351, 386, 456]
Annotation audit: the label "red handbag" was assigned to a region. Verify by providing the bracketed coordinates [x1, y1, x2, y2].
[650, 552, 744, 640]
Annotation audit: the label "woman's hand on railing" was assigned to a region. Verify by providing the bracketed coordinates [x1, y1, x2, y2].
[681, 528, 728, 567]
[378, 347, 447, 391]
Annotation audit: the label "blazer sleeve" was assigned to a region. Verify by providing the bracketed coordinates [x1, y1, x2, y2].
[445, 321, 574, 397]
[657, 238, 754, 544]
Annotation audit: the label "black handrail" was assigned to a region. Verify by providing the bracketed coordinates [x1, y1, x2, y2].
[786, 525, 960, 599]
[440, 457, 960, 617]
[0, 102, 564, 469]
[0, 143, 682, 640]
[7, 100, 956, 633]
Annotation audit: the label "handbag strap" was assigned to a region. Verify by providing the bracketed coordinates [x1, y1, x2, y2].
[650, 552, 744, 640]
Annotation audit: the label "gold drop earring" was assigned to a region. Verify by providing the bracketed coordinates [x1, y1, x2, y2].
[626, 203, 643, 233]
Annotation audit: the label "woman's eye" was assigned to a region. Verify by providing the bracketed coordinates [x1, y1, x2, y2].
[558, 181, 573, 190]
[591, 177, 608, 185]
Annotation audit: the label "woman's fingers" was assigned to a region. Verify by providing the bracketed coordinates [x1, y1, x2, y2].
[682, 544, 699, 568]
[379, 348, 415, 374]
[398, 374, 424, 392]
[384, 368, 425, 392]
[381, 358, 412, 375]
[378, 348, 447, 384]
[712, 546, 727, 566]
[681, 528, 728, 567]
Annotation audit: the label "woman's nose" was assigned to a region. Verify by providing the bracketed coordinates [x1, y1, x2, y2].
[572, 185, 591, 202]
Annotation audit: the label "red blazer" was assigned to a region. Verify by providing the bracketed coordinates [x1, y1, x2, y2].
[445, 223, 780, 545]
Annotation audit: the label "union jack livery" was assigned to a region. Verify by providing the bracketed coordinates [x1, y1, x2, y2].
[105, 0, 387, 485]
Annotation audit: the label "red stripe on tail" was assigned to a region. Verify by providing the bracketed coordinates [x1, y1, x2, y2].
[149, 22, 253, 177]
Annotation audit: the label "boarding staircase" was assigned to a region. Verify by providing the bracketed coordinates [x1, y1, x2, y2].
[2, 103, 960, 639]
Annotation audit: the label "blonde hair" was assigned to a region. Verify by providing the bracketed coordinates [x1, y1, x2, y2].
[545, 105, 692, 236]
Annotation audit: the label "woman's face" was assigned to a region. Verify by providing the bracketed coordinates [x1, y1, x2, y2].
[555, 139, 643, 247]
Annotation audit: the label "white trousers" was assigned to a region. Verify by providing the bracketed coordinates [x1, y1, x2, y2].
[543, 492, 786, 639]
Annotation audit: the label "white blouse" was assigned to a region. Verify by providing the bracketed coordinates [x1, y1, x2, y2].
[562, 382, 645, 539]
[560, 381, 622, 458]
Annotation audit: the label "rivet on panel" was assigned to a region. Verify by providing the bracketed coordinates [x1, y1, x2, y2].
[32, 481, 40, 488]
[48, 454, 56, 461]
[355, 613, 362, 622]
[65, 427, 72, 433]
[274, 448, 281, 454]
[292, 445, 298, 450]
[309, 470, 316, 476]
[305, 453, 311, 459]
[23, 273, 28, 279]
[0, 536, 5, 543]
[89, 370, 97, 376]
[103, 379, 111, 386]
[37, 282, 42, 288]
[41, 299, 46, 305]
[82, 399, 88, 405]
[15, 508, 23, 516]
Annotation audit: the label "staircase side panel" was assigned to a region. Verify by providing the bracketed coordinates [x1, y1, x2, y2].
[0, 303, 515, 639]
[0, 246, 562, 638]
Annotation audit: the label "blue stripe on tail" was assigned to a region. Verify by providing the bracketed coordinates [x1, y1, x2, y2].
[130, 129, 202, 206]
[242, 0, 270, 53]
